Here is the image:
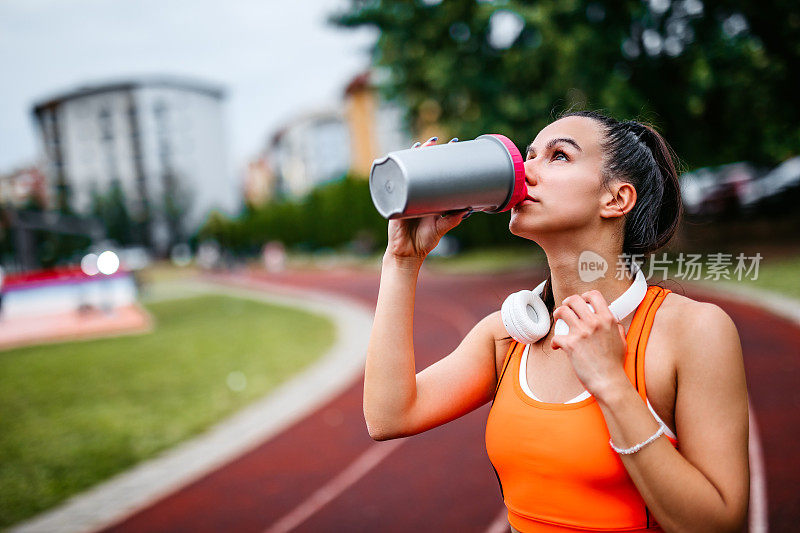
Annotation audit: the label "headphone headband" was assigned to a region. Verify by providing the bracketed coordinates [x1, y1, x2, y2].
[502, 261, 647, 343]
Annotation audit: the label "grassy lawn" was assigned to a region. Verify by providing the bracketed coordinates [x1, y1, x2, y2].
[0, 292, 335, 529]
[272, 244, 799, 299]
[424, 245, 547, 274]
[734, 254, 800, 300]
[421, 245, 800, 301]
[236, 245, 548, 275]
[630, 250, 800, 301]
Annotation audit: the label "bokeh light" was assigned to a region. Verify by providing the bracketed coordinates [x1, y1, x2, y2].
[96, 251, 120, 275]
[80, 253, 99, 276]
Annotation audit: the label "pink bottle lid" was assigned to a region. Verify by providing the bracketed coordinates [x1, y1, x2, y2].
[487, 134, 527, 211]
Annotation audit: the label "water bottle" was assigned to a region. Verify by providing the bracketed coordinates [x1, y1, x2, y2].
[369, 134, 527, 219]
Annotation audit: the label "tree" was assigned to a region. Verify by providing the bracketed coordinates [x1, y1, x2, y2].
[330, 0, 800, 168]
[90, 180, 134, 245]
[161, 171, 194, 248]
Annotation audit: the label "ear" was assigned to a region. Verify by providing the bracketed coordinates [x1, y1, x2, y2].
[599, 182, 636, 219]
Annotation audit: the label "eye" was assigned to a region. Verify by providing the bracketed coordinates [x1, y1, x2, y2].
[552, 150, 568, 162]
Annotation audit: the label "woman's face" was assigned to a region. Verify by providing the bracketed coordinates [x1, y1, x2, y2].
[509, 115, 608, 240]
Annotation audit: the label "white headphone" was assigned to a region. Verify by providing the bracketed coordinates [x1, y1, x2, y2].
[501, 261, 648, 344]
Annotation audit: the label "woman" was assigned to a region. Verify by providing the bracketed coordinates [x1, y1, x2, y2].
[364, 111, 750, 532]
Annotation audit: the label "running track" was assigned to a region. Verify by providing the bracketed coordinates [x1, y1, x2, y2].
[100, 267, 799, 532]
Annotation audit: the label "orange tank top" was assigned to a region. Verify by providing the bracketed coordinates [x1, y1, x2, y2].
[485, 285, 678, 532]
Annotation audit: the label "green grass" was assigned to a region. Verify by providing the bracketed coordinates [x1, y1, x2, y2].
[608, 250, 800, 301]
[0, 294, 335, 529]
[414, 244, 800, 301]
[716, 253, 800, 300]
[424, 245, 546, 274]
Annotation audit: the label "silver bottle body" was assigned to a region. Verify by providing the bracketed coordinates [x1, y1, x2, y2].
[369, 134, 522, 219]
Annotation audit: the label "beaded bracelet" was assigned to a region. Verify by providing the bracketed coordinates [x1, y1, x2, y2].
[609, 424, 666, 455]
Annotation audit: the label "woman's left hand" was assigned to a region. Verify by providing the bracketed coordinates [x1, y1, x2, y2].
[550, 290, 629, 400]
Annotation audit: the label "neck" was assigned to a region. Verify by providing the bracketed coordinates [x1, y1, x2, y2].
[544, 247, 639, 329]
[530, 219, 643, 329]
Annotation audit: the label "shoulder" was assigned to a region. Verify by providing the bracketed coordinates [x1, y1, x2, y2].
[481, 310, 517, 369]
[483, 310, 516, 348]
[482, 309, 509, 338]
[657, 290, 742, 373]
[658, 290, 740, 343]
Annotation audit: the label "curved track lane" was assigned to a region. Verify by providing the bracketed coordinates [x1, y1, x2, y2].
[100, 268, 797, 532]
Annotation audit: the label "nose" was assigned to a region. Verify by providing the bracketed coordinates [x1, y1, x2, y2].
[523, 159, 537, 187]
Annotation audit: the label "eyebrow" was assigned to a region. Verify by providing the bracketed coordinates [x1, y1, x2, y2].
[526, 137, 583, 156]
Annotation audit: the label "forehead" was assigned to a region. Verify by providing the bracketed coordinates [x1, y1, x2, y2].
[529, 115, 603, 153]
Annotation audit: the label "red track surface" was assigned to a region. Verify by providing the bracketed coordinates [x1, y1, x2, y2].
[100, 268, 799, 532]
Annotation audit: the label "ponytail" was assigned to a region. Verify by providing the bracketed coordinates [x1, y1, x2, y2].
[561, 111, 684, 260]
[637, 124, 683, 256]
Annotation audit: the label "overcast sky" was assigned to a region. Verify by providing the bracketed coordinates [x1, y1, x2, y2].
[0, 0, 377, 176]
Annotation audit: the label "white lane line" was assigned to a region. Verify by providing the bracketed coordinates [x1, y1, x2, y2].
[748, 400, 768, 533]
[485, 507, 510, 533]
[264, 440, 404, 533]
[265, 288, 479, 532]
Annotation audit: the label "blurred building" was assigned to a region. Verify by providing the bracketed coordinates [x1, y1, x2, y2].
[0, 166, 48, 208]
[265, 70, 410, 200]
[243, 156, 277, 207]
[269, 111, 351, 199]
[31, 76, 236, 252]
[343, 71, 410, 177]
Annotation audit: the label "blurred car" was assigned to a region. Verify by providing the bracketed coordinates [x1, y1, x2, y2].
[680, 162, 764, 216]
[117, 246, 151, 271]
[739, 156, 800, 210]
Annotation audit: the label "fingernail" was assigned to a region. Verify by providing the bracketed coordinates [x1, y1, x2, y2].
[424, 136, 438, 144]
[411, 141, 421, 148]
[448, 137, 459, 143]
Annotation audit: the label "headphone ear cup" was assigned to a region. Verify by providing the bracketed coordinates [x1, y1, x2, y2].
[501, 289, 551, 344]
[501, 292, 525, 343]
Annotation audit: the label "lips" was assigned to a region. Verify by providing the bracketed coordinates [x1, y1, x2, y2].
[513, 195, 538, 210]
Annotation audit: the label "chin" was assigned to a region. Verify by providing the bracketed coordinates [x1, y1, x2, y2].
[509, 212, 567, 243]
[509, 215, 539, 241]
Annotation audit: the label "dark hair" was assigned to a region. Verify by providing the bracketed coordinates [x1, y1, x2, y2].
[537, 110, 684, 315]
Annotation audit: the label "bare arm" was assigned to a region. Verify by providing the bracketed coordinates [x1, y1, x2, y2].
[364, 136, 517, 440]
[364, 253, 509, 440]
[594, 302, 750, 532]
[364, 132, 522, 438]
[363, 252, 424, 440]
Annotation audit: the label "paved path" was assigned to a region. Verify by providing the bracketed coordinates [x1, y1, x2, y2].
[10, 279, 374, 533]
[14, 267, 799, 531]
[0, 304, 151, 350]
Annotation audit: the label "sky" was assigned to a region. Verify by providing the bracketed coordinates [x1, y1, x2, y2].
[0, 0, 378, 177]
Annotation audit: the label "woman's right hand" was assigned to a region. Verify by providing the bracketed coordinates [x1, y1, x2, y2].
[385, 137, 468, 264]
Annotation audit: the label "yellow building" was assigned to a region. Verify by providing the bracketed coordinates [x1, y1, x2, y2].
[261, 71, 415, 200]
[243, 156, 276, 207]
[343, 71, 412, 179]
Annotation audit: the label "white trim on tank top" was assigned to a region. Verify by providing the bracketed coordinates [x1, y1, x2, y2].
[519, 343, 677, 440]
